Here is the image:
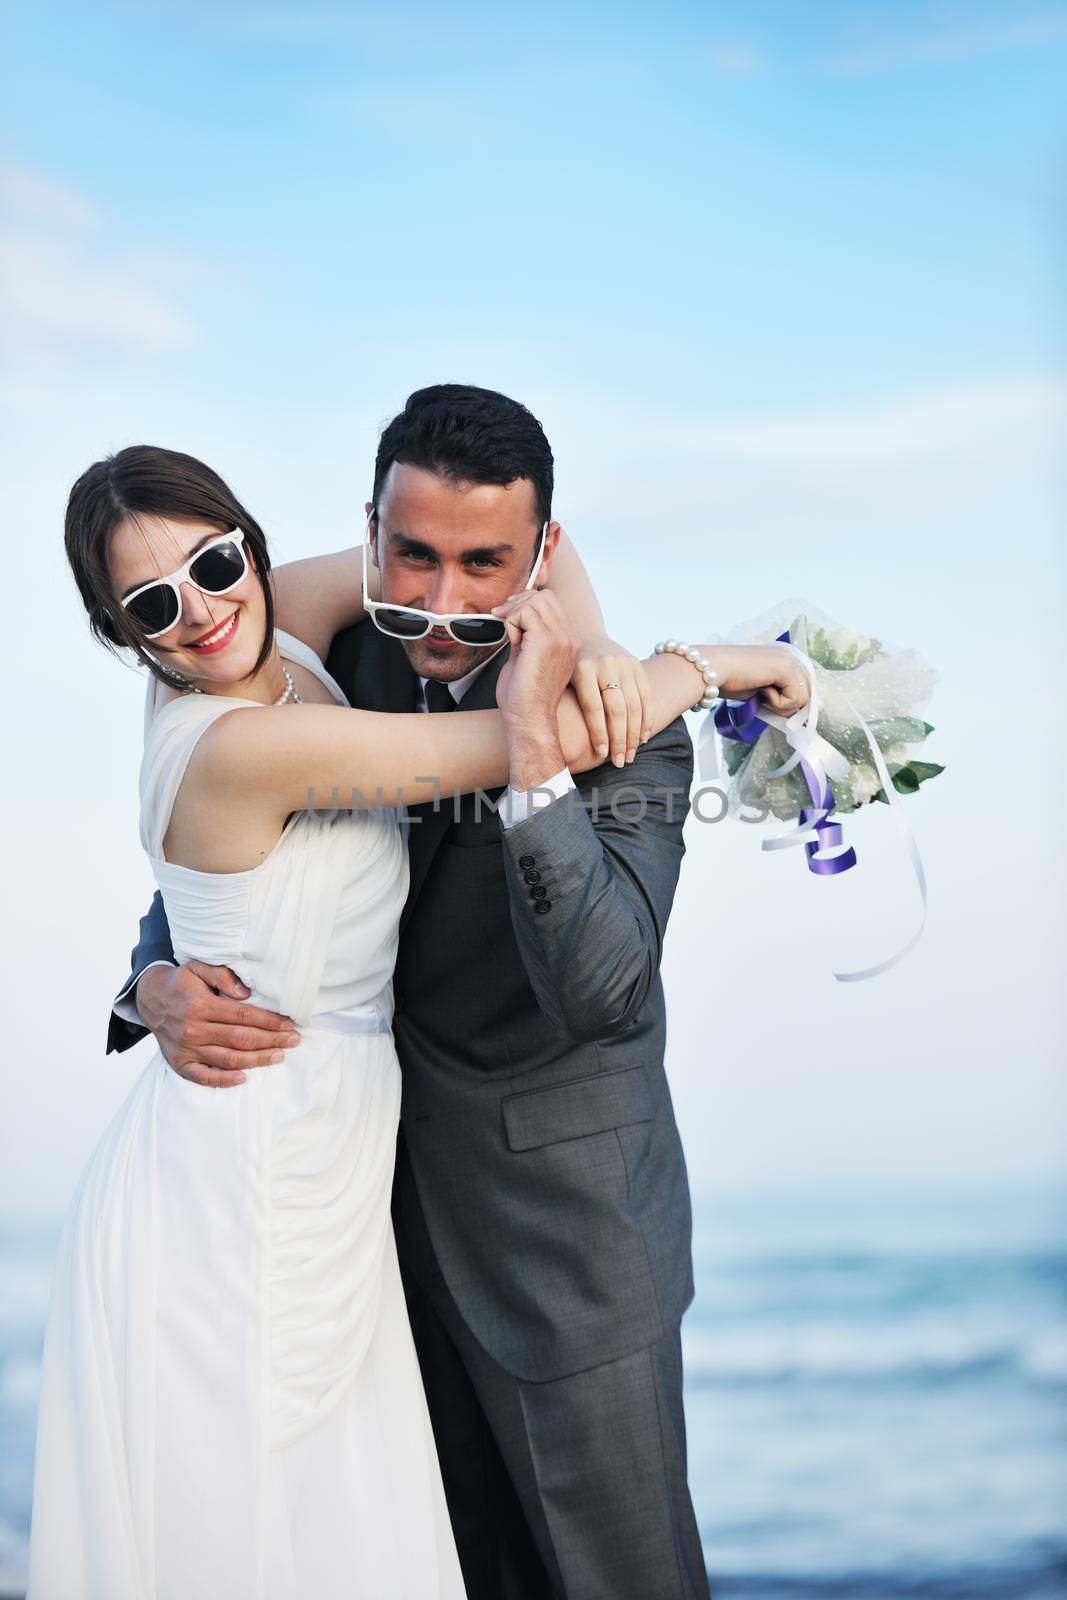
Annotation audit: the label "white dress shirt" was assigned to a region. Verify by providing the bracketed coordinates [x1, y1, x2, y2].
[114, 650, 575, 1029]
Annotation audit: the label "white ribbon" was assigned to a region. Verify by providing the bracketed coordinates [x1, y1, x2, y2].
[694, 643, 928, 982]
[829, 691, 928, 983]
[696, 713, 721, 781]
[758, 644, 850, 855]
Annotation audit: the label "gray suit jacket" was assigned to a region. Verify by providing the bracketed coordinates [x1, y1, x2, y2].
[110, 622, 696, 1383]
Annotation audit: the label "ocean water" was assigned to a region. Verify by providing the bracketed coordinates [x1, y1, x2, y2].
[1, 1186, 1065, 1597]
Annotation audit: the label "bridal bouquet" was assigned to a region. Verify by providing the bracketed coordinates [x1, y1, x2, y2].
[697, 600, 944, 981]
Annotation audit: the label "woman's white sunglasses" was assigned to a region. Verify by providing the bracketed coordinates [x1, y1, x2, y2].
[120, 528, 249, 640]
[362, 516, 548, 646]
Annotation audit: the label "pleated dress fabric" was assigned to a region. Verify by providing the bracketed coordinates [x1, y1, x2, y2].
[27, 631, 466, 1599]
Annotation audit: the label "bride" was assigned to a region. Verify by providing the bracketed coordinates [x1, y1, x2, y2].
[28, 444, 807, 1598]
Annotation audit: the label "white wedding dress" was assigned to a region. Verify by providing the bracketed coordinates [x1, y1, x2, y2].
[27, 632, 466, 1599]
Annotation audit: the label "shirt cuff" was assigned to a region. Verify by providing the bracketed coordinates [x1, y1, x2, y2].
[498, 767, 576, 830]
[112, 960, 174, 1030]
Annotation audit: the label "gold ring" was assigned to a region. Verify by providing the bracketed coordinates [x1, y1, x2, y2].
[602, 680, 621, 690]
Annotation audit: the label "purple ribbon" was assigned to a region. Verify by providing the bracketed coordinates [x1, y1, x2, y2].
[714, 631, 857, 877]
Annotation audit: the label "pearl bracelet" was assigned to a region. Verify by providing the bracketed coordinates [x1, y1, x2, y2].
[653, 639, 721, 712]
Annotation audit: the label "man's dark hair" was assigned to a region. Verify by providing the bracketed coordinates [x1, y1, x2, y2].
[373, 383, 554, 528]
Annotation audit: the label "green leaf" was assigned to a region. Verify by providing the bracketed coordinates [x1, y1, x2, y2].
[871, 760, 945, 804]
[890, 765, 921, 793]
[865, 716, 932, 748]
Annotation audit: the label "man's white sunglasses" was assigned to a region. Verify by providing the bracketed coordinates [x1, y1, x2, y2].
[362, 515, 548, 647]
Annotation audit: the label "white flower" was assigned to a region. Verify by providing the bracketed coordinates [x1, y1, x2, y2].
[807, 622, 881, 671]
[826, 626, 870, 657]
[883, 744, 911, 767]
[849, 763, 882, 805]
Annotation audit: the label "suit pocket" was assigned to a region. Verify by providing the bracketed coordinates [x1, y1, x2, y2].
[502, 1064, 654, 1153]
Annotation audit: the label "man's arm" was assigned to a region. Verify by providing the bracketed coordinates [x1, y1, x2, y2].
[107, 891, 176, 1055]
[492, 586, 693, 1043]
[499, 721, 693, 1043]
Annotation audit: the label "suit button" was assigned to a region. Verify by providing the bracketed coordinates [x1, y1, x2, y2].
[524, 869, 541, 884]
[529, 884, 547, 900]
[518, 854, 536, 870]
[534, 900, 552, 914]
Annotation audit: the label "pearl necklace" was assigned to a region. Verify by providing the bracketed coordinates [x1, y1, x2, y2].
[274, 665, 302, 705]
[180, 664, 302, 705]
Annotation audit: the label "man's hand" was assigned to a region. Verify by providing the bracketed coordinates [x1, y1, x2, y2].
[136, 961, 301, 1089]
[494, 590, 582, 791]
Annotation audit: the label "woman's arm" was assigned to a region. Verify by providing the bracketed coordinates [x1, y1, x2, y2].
[271, 528, 651, 763]
[543, 528, 604, 637]
[193, 639, 803, 821]
[531, 530, 653, 761]
[269, 545, 376, 661]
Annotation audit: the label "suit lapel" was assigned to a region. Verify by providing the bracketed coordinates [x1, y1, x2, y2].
[350, 624, 421, 715]
[402, 645, 510, 927]
[451, 643, 509, 716]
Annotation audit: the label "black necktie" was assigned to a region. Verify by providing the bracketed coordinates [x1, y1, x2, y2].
[424, 678, 457, 714]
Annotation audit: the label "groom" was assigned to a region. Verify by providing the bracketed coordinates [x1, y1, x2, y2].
[109, 384, 709, 1599]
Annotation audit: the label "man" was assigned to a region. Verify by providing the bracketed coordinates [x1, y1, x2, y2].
[110, 384, 709, 1599]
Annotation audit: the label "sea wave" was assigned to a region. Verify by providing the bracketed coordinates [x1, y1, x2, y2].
[682, 1322, 1067, 1386]
[709, 1555, 1067, 1600]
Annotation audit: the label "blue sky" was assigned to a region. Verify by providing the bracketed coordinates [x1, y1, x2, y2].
[2, 1, 1065, 1214]
[4, 0, 1064, 410]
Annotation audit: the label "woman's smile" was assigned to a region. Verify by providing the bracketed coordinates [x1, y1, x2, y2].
[186, 607, 240, 654]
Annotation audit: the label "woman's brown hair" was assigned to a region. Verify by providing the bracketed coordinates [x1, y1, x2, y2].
[65, 444, 275, 688]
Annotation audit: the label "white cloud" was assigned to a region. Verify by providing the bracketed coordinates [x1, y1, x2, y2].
[667, 378, 1064, 479]
[1, 236, 199, 352]
[0, 164, 99, 230]
[0, 163, 198, 355]
[823, 5, 1067, 74]
[705, 42, 766, 76]
[547, 377, 1066, 555]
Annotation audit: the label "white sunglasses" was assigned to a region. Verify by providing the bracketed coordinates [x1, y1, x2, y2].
[120, 528, 249, 640]
[362, 516, 548, 646]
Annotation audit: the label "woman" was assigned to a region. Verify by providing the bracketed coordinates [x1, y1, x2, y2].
[29, 446, 806, 1598]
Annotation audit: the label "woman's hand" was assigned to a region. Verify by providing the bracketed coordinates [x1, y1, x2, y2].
[714, 644, 812, 717]
[569, 635, 653, 767]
